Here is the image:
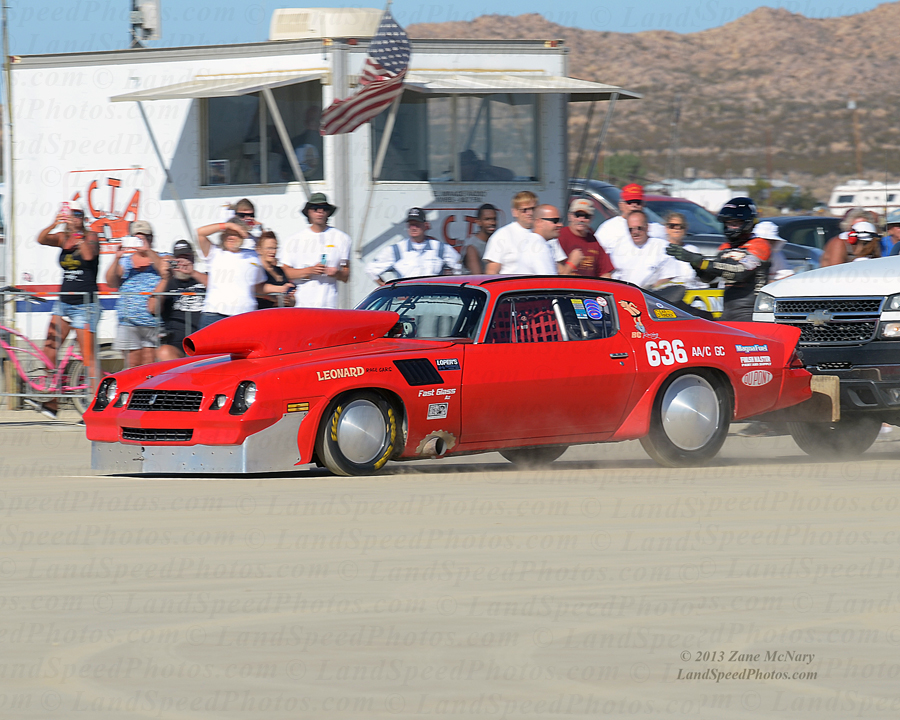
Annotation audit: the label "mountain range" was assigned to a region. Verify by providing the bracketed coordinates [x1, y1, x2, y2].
[410, 3, 900, 197]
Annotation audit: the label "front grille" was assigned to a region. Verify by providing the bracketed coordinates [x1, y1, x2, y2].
[817, 362, 853, 370]
[775, 298, 883, 315]
[782, 321, 878, 345]
[129, 390, 203, 412]
[774, 296, 883, 346]
[122, 428, 193, 442]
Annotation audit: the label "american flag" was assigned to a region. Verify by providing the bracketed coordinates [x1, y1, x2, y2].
[320, 9, 411, 136]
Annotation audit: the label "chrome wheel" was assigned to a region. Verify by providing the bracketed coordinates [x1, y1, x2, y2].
[659, 375, 719, 451]
[336, 399, 388, 464]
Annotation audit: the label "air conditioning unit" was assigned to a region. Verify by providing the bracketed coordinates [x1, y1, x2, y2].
[269, 8, 382, 41]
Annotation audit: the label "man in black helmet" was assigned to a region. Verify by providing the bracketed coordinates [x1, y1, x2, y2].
[665, 197, 771, 321]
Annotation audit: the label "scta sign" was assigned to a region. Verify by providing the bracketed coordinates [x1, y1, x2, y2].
[66, 169, 145, 251]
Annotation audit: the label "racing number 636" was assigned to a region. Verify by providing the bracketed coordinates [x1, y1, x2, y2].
[645, 340, 688, 367]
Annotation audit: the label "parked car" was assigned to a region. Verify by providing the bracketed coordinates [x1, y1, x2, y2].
[87, 276, 823, 476]
[759, 215, 841, 252]
[754, 256, 900, 457]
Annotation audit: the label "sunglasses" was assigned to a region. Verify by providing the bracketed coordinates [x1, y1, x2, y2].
[308, 206, 329, 212]
[625, 199, 643, 206]
[573, 211, 592, 219]
[629, 226, 648, 233]
[236, 211, 255, 218]
[518, 206, 536, 213]
[537, 217, 561, 224]
[72, 210, 85, 218]
[667, 223, 685, 229]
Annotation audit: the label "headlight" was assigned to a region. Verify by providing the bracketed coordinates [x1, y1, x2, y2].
[114, 392, 129, 407]
[754, 292, 775, 313]
[212, 394, 228, 410]
[886, 294, 900, 311]
[230, 381, 257, 415]
[94, 378, 117, 411]
[881, 322, 900, 339]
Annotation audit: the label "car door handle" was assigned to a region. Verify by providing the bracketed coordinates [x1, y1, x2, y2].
[609, 352, 629, 359]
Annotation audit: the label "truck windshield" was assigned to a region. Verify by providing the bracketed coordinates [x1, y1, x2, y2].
[358, 285, 487, 339]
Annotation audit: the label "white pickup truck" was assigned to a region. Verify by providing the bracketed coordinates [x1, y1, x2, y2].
[753, 257, 900, 456]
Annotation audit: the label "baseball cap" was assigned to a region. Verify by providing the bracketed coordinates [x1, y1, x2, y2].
[621, 184, 644, 203]
[172, 239, 194, 260]
[406, 207, 427, 223]
[130, 220, 153, 237]
[886, 210, 900, 227]
[568, 198, 595, 216]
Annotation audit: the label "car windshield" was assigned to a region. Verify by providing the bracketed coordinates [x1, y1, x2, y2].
[358, 285, 487, 339]
[644, 200, 723, 235]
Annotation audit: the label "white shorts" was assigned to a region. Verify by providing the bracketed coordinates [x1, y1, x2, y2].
[114, 324, 160, 350]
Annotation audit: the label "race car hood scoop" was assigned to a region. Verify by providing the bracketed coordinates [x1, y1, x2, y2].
[183, 308, 400, 359]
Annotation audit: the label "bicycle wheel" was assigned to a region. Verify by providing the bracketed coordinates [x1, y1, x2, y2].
[3, 344, 52, 403]
[63, 358, 91, 415]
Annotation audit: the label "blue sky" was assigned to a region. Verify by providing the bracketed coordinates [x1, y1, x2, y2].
[7, 0, 888, 55]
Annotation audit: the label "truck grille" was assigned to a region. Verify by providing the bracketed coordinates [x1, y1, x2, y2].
[774, 296, 883, 346]
[122, 428, 193, 442]
[129, 390, 203, 412]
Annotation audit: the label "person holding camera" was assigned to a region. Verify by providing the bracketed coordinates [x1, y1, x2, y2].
[256, 231, 296, 309]
[106, 220, 163, 369]
[147, 240, 208, 361]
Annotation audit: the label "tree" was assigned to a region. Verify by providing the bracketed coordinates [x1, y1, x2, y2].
[603, 154, 644, 185]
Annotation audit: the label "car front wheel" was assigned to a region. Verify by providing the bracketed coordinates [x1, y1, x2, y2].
[787, 415, 881, 458]
[316, 391, 399, 476]
[640, 371, 732, 467]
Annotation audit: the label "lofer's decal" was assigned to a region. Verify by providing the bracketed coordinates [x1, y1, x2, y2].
[618, 300, 646, 334]
[436, 358, 461, 371]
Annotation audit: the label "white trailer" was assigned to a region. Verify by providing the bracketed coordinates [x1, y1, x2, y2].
[828, 180, 900, 219]
[4, 20, 636, 337]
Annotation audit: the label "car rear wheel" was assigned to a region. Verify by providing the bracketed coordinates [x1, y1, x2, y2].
[499, 446, 567, 467]
[640, 371, 732, 467]
[316, 391, 398, 476]
[787, 415, 881, 458]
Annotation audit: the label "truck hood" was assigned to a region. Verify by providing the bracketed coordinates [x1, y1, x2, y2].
[183, 308, 400, 359]
[763, 257, 900, 298]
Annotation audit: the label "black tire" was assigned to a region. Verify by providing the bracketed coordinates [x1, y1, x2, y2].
[787, 415, 881, 458]
[500, 446, 567, 467]
[640, 371, 732, 467]
[315, 391, 399, 476]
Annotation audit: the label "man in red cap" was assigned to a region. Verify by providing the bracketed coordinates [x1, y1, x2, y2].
[594, 183, 664, 259]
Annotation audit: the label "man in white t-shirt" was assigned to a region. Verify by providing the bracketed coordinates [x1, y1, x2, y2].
[484, 204, 565, 275]
[608, 209, 671, 288]
[366, 208, 462, 283]
[280, 193, 351, 309]
[595, 183, 665, 256]
[483, 191, 539, 274]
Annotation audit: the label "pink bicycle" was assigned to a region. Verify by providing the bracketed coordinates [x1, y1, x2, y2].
[0, 290, 92, 415]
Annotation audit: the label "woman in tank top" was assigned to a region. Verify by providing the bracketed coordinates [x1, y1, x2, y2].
[33, 203, 100, 419]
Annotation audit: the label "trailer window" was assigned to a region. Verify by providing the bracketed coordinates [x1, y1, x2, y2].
[203, 82, 323, 186]
[372, 93, 538, 183]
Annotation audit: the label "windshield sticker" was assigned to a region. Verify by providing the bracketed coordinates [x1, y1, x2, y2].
[572, 299, 589, 319]
[740, 356, 771, 367]
[653, 308, 678, 319]
[742, 370, 773, 387]
[436, 358, 461, 371]
[427, 403, 449, 420]
[584, 299, 605, 320]
[736, 344, 768, 353]
[596, 297, 608, 307]
[317, 366, 365, 381]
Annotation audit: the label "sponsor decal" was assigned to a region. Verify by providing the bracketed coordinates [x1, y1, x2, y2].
[418, 388, 457, 397]
[427, 402, 449, 420]
[572, 299, 588, 319]
[436, 358, 461, 371]
[286, 402, 310, 413]
[653, 308, 677, 319]
[742, 370, 773, 387]
[596, 297, 608, 307]
[316, 366, 365, 381]
[740, 356, 771, 367]
[618, 300, 646, 334]
[735, 344, 768, 353]
[584, 299, 605, 320]
[645, 339, 689, 367]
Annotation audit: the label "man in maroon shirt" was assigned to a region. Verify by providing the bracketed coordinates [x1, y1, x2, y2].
[558, 198, 614, 278]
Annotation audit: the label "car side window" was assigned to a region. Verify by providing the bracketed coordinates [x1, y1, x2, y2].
[484, 293, 614, 343]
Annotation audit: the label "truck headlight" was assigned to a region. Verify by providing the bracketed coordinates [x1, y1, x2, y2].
[754, 292, 775, 313]
[886, 294, 900, 311]
[881, 322, 900, 339]
[230, 381, 257, 415]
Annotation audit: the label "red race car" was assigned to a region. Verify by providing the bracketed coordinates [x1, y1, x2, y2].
[87, 276, 823, 476]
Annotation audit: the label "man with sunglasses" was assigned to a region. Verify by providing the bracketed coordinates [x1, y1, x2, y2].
[484, 191, 550, 274]
[607, 209, 672, 288]
[484, 205, 565, 275]
[558, 198, 614, 278]
[280, 193, 350, 308]
[594, 183, 665, 258]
